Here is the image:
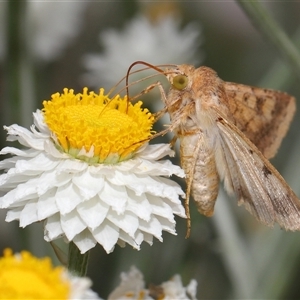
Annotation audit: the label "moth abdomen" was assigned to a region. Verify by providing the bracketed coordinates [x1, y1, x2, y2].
[180, 132, 219, 217]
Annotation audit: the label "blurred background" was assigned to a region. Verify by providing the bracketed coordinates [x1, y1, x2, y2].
[1, 1, 300, 299]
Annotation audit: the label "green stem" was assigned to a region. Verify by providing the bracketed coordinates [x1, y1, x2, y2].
[259, 27, 300, 89]
[236, 0, 300, 80]
[67, 242, 90, 277]
[5, 1, 25, 124]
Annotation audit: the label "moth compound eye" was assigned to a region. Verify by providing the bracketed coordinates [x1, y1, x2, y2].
[172, 75, 188, 90]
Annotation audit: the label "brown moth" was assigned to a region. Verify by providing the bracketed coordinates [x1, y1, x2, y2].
[126, 62, 300, 237]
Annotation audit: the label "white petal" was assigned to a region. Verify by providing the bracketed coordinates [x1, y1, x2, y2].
[19, 200, 39, 227]
[43, 140, 70, 159]
[6, 207, 22, 222]
[92, 220, 119, 253]
[4, 125, 45, 150]
[72, 229, 97, 254]
[37, 189, 59, 219]
[14, 152, 59, 173]
[134, 159, 184, 177]
[77, 196, 109, 230]
[142, 232, 154, 245]
[137, 143, 175, 160]
[146, 194, 176, 223]
[72, 171, 105, 199]
[186, 279, 198, 300]
[33, 110, 50, 134]
[56, 158, 88, 173]
[113, 159, 141, 172]
[159, 177, 186, 200]
[60, 210, 86, 240]
[155, 216, 176, 234]
[126, 190, 152, 221]
[107, 266, 146, 300]
[108, 171, 159, 196]
[88, 164, 115, 176]
[138, 217, 163, 241]
[0, 146, 38, 158]
[106, 210, 138, 238]
[69, 276, 101, 300]
[55, 183, 82, 215]
[118, 230, 143, 250]
[3, 185, 37, 206]
[1, 189, 17, 208]
[99, 181, 127, 215]
[8, 171, 71, 205]
[44, 214, 64, 241]
[161, 197, 186, 219]
[0, 156, 21, 171]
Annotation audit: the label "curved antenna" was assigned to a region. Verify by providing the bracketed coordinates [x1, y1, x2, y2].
[125, 61, 165, 100]
[99, 62, 170, 117]
[113, 72, 164, 99]
[107, 61, 177, 99]
[107, 65, 160, 97]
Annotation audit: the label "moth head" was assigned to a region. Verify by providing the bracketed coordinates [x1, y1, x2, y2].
[171, 74, 188, 90]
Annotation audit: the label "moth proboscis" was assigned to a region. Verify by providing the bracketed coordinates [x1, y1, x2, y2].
[126, 61, 300, 238]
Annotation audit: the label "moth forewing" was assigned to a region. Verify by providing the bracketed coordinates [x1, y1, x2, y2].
[223, 82, 296, 159]
[214, 111, 300, 230]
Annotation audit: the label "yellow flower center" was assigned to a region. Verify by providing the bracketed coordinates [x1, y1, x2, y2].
[0, 249, 70, 299]
[43, 88, 154, 164]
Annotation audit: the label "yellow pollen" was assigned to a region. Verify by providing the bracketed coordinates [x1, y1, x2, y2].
[0, 249, 70, 299]
[42, 88, 154, 164]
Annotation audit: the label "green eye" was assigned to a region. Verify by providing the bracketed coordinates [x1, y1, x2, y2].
[172, 75, 188, 90]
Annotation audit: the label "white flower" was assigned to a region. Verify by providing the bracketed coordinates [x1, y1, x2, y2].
[69, 276, 101, 300]
[0, 1, 87, 62]
[29, 1, 88, 62]
[160, 274, 198, 300]
[0, 248, 101, 299]
[82, 14, 202, 92]
[108, 266, 198, 300]
[0, 88, 186, 254]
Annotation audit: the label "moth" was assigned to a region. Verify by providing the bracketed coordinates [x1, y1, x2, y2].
[126, 62, 300, 237]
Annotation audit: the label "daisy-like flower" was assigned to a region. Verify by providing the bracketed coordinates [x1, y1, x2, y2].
[0, 88, 186, 254]
[0, 248, 100, 299]
[28, 1, 88, 62]
[108, 266, 198, 300]
[0, 1, 88, 62]
[82, 14, 202, 92]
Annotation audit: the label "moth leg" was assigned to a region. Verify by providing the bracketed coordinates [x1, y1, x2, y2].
[184, 133, 204, 238]
[185, 174, 192, 239]
[169, 135, 178, 148]
[153, 107, 168, 121]
[153, 81, 199, 235]
[147, 127, 172, 140]
[128, 81, 162, 102]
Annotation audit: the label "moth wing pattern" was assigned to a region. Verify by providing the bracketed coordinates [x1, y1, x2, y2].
[214, 107, 300, 230]
[223, 82, 296, 159]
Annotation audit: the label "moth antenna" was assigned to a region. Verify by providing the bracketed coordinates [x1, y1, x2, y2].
[113, 72, 164, 99]
[125, 61, 166, 111]
[107, 65, 160, 97]
[101, 62, 171, 119]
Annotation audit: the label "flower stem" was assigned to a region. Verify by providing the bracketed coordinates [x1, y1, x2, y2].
[236, 0, 300, 80]
[67, 242, 90, 277]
